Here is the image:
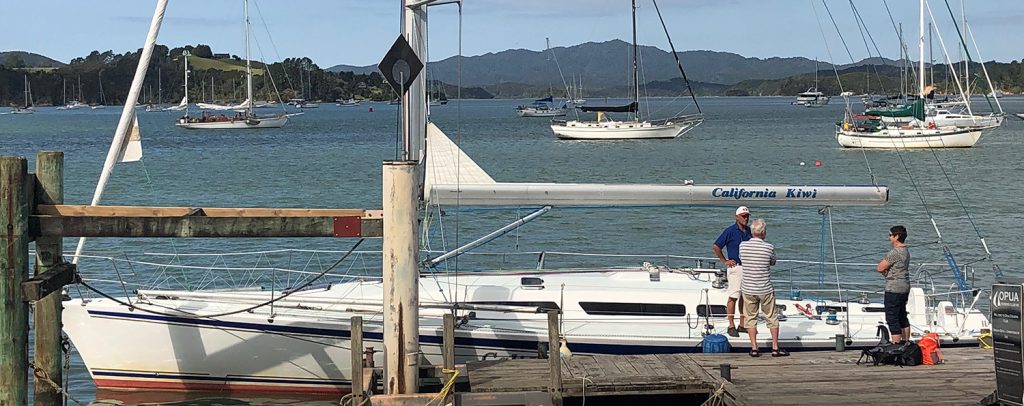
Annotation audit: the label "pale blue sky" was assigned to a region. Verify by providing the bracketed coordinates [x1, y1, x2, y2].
[2, 0, 1022, 67]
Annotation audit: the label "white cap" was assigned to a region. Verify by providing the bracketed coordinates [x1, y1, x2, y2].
[735, 206, 750, 216]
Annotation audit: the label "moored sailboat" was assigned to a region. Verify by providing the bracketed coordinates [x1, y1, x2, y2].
[62, 0, 991, 397]
[176, 0, 288, 129]
[550, 0, 703, 140]
[12, 75, 34, 114]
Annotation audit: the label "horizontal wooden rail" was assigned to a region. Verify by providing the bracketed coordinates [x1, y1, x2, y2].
[29, 205, 383, 238]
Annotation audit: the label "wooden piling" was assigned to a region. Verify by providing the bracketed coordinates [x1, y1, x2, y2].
[443, 313, 455, 376]
[34, 151, 65, 405]
[547, 310, 562, 406]
[0, 156, 30, 405]
[350, 316, 365, 405]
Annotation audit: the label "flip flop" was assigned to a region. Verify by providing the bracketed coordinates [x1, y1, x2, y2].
[749, 349, 761, 357]
[771, 348, 790, 357]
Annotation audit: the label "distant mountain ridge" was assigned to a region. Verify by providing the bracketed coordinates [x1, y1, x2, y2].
[328, 40, 899, 88]
[0, 51, 65, 68]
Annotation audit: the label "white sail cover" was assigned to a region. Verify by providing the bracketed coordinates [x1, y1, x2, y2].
[197, 98, 250, 111]
[425, 124, 888, 207]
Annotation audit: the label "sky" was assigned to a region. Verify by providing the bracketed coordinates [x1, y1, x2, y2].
[3, 0, 1023, 68]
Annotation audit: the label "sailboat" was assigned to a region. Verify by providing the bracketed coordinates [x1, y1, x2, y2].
[12, 75, 34, 114]
[57, 76, 89, 110]
[835, 0, 992, 148]
[62, 0, 990, 396]
[91, 71, 108, 109]
[176, 0, 288, 129]
[550, 0, 703, 139]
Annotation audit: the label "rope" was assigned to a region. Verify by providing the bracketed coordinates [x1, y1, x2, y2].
[425, 368, 460, 406]
[28, 361, 83, 405]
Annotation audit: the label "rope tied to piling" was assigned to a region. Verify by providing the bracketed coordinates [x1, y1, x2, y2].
[28, 360, 84, 405]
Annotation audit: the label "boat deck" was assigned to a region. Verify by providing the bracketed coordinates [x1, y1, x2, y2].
[461, 347, 996, 405]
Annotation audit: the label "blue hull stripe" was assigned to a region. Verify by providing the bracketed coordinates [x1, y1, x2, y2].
[86, 310, 978, 356]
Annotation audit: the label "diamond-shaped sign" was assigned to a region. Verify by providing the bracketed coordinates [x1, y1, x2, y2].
[378, 34, 423, 96]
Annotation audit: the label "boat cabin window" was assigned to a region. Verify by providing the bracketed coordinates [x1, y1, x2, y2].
[696, 304, 728, 317]
[578, 302, 686, 317]
[465, 301, 560, 313]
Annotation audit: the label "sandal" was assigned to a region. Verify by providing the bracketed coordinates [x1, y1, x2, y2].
[771, 348, 790, 357]
[749, 349, 761, 357]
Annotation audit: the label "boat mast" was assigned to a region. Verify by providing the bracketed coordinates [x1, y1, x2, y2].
[73, 0, 169, 263]
[23, 75, 30, 108]
[183, 51, 190, 115]
[631, 0, 639, 121]
[918, 0, 925, 98]
[244, 0, 254, 117]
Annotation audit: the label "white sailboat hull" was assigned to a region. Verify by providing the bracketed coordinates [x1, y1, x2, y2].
[836, 126, 983, 148]
[11, 108, 34, 114]
[64, 269, 988, 394]
[551, 116, 701, 140]
[176, 115, 288, 129]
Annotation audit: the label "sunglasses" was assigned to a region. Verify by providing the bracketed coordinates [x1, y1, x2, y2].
[738, 213, 750, 218]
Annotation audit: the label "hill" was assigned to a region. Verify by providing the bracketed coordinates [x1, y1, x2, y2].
[186, 55, 265, 75]
[0, 51, 65, 68]
[327, 40, 901, 89]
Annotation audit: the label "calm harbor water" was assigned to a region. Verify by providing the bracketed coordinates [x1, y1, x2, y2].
[2, 97, 1022, 403]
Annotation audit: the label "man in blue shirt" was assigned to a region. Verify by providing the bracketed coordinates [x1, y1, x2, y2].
[713, 206, 753, 337]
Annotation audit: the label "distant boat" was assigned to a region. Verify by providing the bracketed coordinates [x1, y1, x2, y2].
[92, 71, 108, 109]
[1014, 113, 1024, 120]
[337, 98, 361, 107]
[12, 75, 34, 114]
[793, 60, 829, 107]
[58, 76, 90, 110]
[176, 0, 288, 130]
[515, 96, 567, 117]
[550, 0, 703, 139]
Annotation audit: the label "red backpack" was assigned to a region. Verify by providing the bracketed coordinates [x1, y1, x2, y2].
[919, 332, 943, 365]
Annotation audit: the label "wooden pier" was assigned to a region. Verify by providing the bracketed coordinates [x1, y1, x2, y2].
[455, 347, 996, 406]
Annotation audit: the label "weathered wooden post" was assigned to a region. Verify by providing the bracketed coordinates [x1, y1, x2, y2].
[548, 310, 563, 406]
[0, 156, 30, 405]
[34, 151, 65, 405]
[382, 161, 420, 394]
[443, 313, 455, 377]
[350, 316, 365, 405]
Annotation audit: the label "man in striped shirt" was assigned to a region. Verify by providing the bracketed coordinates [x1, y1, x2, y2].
[739, 218, 788, 357]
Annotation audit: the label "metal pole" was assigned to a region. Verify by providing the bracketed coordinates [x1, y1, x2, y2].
[34, 151, 65, 405]
[0, 156, 30, 405]
[402, 0, 427, 164]
[382, 160, 420, 394]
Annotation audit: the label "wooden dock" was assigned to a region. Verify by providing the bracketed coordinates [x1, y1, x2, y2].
[459, 347, 996, 405]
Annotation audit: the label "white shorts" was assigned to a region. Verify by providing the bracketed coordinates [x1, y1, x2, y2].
[726, 265, 743, 299]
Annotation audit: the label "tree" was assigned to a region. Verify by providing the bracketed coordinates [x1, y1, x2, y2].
[193, 44, 214, 58]
[3, 54, 26, 68]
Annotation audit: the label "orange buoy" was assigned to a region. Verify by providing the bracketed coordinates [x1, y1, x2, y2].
[814, 160, 823, 167]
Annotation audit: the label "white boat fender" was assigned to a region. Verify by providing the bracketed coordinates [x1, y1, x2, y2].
[559, 338, 572, 358]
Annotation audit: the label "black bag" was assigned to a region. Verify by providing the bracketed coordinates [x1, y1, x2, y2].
[857, 341, 922, 367]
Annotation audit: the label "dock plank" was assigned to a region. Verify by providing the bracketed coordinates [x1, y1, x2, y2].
[464, 347, 994, 406]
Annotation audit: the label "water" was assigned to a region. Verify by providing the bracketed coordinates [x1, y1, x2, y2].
[3, 97, 1022, 403]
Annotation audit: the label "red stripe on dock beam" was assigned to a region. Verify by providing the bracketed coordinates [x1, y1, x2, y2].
[333, 216, 362, 237]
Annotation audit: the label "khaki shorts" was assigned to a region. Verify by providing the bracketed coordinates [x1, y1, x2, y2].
[726, 265, 743, 299]
[742, 292, 779, 329]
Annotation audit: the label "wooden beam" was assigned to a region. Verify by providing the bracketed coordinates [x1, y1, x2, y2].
[36, 204, 368, 218]
[30, 215, 383, 238]
[23, 263, 76, 302]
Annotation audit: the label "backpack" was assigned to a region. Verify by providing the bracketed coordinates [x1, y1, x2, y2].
[918, 332, 943, 365]
[857, 341, 921, 367]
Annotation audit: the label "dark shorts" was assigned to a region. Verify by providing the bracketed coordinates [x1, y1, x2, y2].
[884, 291, 911, 335]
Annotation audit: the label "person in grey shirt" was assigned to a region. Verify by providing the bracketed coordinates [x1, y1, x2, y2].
[877, 225, 911, 343]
